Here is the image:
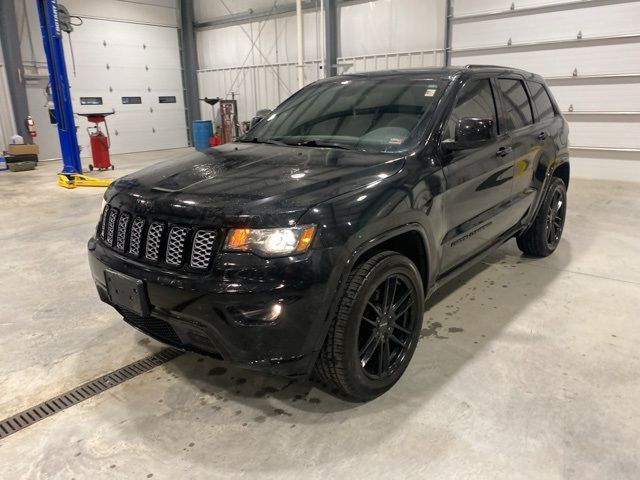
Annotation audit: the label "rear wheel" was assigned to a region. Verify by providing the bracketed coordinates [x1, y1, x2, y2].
[314, 251, 424, 401]
[517, 177, 567, 257]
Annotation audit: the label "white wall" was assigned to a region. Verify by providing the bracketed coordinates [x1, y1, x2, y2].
[195, 0, 447, 123]
[196, 7, 323, 124]
[340, 0, 445, 56]
[451, 0, 640, 182]
[15, 0, 186, 160]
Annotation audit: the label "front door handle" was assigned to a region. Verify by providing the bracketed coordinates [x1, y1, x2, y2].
[537, 132, 548, 141]
[496, 146, 513, 158]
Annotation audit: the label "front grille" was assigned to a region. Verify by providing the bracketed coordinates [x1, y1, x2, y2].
[121, 310, 182, 346]
[100, 205, 110, 238]
[191, 230, 217, 269]
[166, 226, 189, 266]
[106, 208, 118, 246]
[129, 217, 145, 256]
[98, 205, 219, 271]
[145, 222, 165, 261]
[115, 213, 131, 251]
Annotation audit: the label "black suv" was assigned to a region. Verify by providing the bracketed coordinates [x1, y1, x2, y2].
[89, 66, 569, 401]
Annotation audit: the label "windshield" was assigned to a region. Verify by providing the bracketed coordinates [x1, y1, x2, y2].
[240, 75, 448, 153]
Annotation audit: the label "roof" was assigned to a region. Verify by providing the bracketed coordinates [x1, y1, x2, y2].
[330, 65, 543, 82]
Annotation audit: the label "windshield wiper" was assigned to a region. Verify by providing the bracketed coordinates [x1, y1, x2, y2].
[239, 137, 290, 147]
[294, 139, 352, 150]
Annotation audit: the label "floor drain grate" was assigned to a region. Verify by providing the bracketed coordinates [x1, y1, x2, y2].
[0, 347, 183, 440]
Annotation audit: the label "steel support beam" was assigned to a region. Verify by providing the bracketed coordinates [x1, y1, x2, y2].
[444, 0, 452, 66]
[323, 0, 338, 77]
[0, 0, 30, 140]
[179, 0, 200, 145]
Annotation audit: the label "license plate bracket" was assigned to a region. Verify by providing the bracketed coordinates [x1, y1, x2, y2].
[104, 269, 150, 316]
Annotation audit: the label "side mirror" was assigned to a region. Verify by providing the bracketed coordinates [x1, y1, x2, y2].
[249, 109, 272, 130]
[443, 117, 493, 150]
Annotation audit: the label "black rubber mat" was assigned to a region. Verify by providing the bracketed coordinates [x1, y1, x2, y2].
[0, 347, 183, 440]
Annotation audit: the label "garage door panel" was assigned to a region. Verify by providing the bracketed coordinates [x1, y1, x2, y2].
[452, 3, 640, 48]
[451, 0, 640, 181]
[452, 42, 640, 77]
[453, 0, 577, 17]
[548, 81, 640, 111]
[567, 118, 640, 149]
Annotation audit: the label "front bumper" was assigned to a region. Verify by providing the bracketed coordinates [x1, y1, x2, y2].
[88, 237, 336, 377]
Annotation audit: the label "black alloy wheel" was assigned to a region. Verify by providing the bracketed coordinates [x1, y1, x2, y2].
[314, 251, 424, 401]
[358, 274, 417, 379]
[545, 187, 565, 249]
[516, 176, 567, 257]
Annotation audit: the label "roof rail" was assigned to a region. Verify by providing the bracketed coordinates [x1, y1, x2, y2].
[465, 64, 510, 69]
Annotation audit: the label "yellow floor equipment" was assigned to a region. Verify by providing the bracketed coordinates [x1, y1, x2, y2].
[57, 173, 112, 189]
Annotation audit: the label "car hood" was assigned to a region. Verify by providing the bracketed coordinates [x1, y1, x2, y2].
[107, 143, 405, 227]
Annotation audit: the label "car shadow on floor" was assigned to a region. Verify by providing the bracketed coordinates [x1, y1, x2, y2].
[149, 239, 572, 426]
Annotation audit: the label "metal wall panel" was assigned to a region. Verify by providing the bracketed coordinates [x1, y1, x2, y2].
[195, 0, 446, 122]
[337, 50, 445, 74]
[338, 0, 446, 58]
[196, 7, 323, 122]
[197, 61, 322, 123]
[451, 0, 640, 181]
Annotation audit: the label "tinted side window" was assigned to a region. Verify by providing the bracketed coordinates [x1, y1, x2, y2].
[497, 78, 533, 131]
[445, 79, 497, 140]
[527, 81, 555, 122]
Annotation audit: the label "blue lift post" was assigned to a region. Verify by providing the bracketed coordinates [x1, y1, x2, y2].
[36, 0, 82, 174]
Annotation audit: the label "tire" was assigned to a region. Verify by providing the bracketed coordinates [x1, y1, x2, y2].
[88, 164, 94, 171]
[314, 251, 424, 401]
[517, 177, 567, 257]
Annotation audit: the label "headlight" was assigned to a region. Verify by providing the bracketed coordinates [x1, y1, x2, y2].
[224, 225, 316, 256]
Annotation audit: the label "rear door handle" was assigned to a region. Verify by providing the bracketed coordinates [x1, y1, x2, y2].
[496, 146, 513, 157]
[537, 132, 548, 141]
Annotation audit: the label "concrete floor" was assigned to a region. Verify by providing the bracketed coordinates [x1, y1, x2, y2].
[0, 150, 639, 479]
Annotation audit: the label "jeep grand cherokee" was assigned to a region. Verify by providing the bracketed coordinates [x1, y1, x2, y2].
[89, 66, 569, 401]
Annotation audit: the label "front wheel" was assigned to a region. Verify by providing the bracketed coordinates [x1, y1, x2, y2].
[517, 177, 567, 257]
[314, 251, 424, 401]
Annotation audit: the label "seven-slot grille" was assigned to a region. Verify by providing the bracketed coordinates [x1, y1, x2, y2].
[99, 205, 218, 270]
[166, 227, 189, 266]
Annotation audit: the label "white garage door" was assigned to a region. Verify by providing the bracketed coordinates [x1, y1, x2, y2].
[69, 19, 188, 156]
[450, 0, 640, 182]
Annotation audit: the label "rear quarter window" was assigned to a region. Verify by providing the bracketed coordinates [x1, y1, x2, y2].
[527, 81, 556, 122]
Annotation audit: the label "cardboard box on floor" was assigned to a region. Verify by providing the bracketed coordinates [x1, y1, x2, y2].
[8, 144, 39, 155]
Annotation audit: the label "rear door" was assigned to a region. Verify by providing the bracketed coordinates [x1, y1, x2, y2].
[525, 79, 563, 189]
[439, 77, 515, 273]
[494, 76, 541, 221]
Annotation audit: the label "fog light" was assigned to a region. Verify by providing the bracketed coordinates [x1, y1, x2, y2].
[266, 304, 282, 321]
[237, 303, 282, 322]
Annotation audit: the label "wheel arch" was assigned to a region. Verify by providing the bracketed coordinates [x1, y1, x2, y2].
[351, 227, 430, 297]
[552, 160, 570, 189]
